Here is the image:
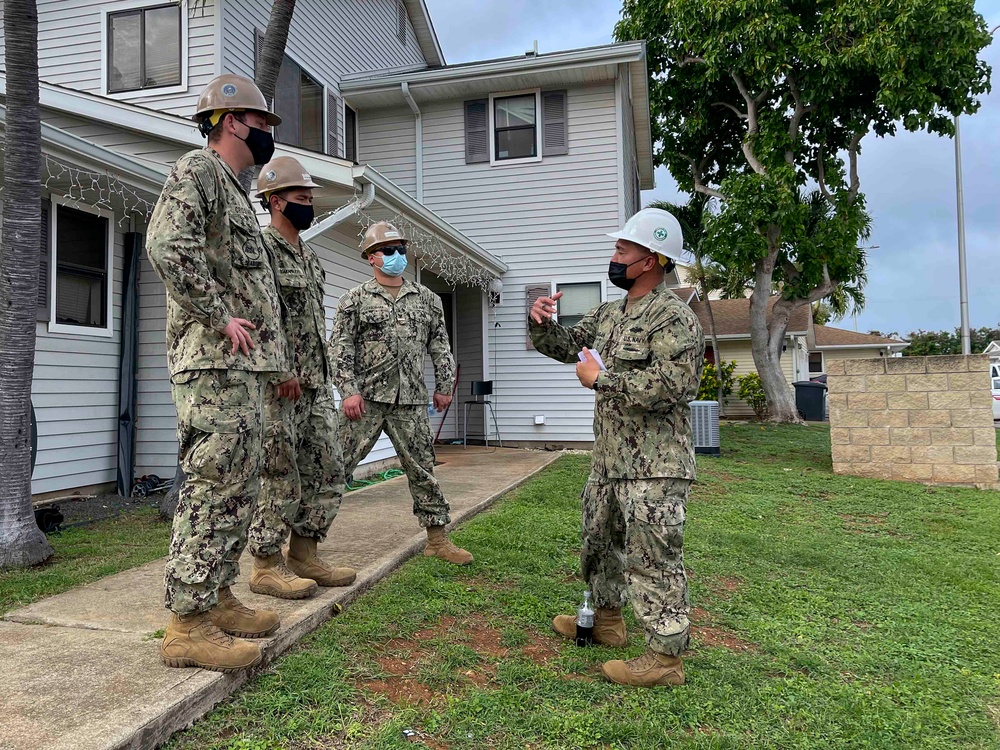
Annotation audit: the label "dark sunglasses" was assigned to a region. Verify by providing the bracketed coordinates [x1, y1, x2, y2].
[377, 244, 407, 256]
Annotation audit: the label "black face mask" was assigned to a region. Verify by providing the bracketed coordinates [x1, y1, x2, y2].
[235, 118, 275, 165]
[608, 258, 647, 291]
[281, 201, 314, 230]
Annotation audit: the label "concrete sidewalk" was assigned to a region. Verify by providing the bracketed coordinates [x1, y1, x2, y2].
[0, 447, 560, 750]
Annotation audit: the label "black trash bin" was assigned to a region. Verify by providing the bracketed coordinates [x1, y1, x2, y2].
[794, 380, 828, 421]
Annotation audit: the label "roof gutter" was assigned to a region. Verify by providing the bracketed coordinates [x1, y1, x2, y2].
[815, 343, 909, 350]
[400, 81, 423, 203]
[300, 181, 376, 243]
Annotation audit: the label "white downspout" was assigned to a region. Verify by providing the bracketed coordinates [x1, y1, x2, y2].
[300, 181, 376, 242]
[401, 81, 423, 204]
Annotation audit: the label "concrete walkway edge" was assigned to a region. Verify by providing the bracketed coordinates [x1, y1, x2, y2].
[121, 451, 561, 750]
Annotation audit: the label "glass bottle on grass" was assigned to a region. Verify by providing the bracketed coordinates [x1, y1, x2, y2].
[575, 590, 595, 647]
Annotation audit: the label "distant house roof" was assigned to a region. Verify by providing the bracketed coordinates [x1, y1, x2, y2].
[813, 325, 907, 350]
[984, 341, 1000, 355]
[687, 297, 810, 338]
[669, 286, 699, 304]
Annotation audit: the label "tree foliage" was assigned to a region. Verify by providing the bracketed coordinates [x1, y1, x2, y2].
[699, 360, 738, 403]
[875, 324, 1000, 357]
[616, 0, 992, 422]
[737, 372, 769, 421]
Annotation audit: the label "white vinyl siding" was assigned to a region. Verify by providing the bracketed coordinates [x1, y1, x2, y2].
[28, 0, 218, 116]
[402, 82, 622, 443]
[357, 107, 418, 195]
[31, 204, 125, 495]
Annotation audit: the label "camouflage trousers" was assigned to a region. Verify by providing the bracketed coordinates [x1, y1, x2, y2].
[340, 400, 450, 528]
[581, 474, 691, 657]
[248, 383, 345, 556]
[165, 369, 266, 615]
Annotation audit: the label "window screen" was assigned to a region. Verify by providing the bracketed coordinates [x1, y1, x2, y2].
[556, 282, 601, 328]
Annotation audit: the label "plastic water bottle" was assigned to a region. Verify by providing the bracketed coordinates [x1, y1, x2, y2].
[575, 590, 595, 647]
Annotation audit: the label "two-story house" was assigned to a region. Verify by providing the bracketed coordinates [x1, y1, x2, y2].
[1, 0, 654, 498]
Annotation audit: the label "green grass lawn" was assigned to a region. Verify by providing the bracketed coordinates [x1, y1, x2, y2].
[0, 509, 171, 616]
[163, 424, 1000, 750]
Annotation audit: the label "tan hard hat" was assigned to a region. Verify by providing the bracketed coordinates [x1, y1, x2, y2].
[361, 221, 407, 257]
[194, 74, 281, 127]
[255, 156, 320, 198]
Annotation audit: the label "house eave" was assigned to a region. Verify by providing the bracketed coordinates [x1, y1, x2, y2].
[341, 42, 646, 99]
[403, 0, 445, 67]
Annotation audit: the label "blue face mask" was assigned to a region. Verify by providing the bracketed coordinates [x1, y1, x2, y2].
[379, 251, 408, 277]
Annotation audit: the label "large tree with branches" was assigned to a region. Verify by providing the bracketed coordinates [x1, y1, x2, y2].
[617, 0, 992, 422]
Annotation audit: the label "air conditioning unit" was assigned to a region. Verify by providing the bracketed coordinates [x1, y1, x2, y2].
[689, 400, 720, 456]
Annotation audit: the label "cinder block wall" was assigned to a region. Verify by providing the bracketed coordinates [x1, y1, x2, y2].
[827, 354, 998, 487]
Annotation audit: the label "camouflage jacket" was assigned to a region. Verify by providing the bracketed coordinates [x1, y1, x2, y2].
[330, 278, 456, 405]
[529, 285, 705, 480]
[146, 148, 285, 377]
[263, 226, 331, 389]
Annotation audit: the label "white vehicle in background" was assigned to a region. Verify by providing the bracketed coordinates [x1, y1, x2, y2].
[992, 363, 1000, 421]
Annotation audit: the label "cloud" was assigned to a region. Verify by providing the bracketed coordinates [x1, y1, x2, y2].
[424, 0, 1000, 337]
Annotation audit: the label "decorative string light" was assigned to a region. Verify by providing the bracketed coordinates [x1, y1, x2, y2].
[19, 150, 158, 227]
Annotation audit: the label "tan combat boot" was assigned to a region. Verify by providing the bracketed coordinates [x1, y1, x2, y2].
[552, 606, 627, 647]
[160, 610, 262, 673]
[287, 532, 357, 587]
[423, 525, 473, 565]
[249, 553, 318, 599]
[210, 586, 280, 638]
[601, 650, 685, 687]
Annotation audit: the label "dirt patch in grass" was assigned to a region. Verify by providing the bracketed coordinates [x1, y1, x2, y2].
[458, 575, 518, 592]
[362, 677, 436, 706]
[690, 607, 757, 653]
[708, 575, 743, 598]
[839, 513, 900, 536]
[359, 613, 578, 705]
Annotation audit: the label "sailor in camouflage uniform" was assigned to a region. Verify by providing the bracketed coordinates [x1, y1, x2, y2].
[330, 221, 473, 565]
[529, 208, 704, 688]
[246, 156, 357, 599]
[146, 75, 285, 673]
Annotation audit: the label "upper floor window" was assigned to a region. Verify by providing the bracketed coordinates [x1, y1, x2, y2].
[492, 92, 539, 162]
[107, 3, 181, 94]
[465, 90, 566, 165]
[256, 32, 326, 153]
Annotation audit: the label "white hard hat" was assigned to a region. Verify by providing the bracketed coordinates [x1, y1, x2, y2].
[607, 207, 684, 265]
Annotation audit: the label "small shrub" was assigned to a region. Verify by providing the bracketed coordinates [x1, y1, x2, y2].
[737, 372, 769, 421]
[698, 359, 737, 403]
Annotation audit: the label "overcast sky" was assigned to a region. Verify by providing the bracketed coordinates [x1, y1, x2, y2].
[424, 0, 1000, 338]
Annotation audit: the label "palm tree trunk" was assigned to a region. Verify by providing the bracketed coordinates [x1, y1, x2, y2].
[0, 0, 54, 569]
[237, 0, 297, 190]
[256, 0, 296, 103]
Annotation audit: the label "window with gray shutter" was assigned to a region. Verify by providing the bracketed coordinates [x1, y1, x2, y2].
[344, 104, 358, 163]
[254, 28, 266, 79]
[525, 282, 551, 349]
[327, 92, 340, 157]
[396, 0, 407, 44]
[464, 99, 489, 164]
[542, 90, 568, 156]
[38, 202, 50, 321]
